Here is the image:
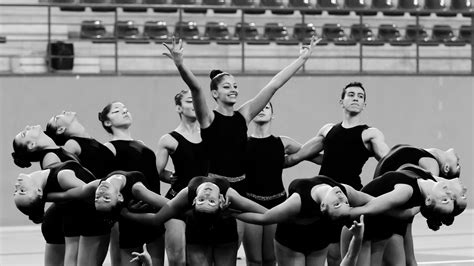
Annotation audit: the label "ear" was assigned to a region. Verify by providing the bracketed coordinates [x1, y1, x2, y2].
[425, 196, 433, 206]
[175, 105, 183, 113]
[211, 90, 218, 99]
[27, 141, 36, 151]
[339, 99, 343, 105]
[117, 193, 124, 203]
[104, 120, 112, 127]
[56, 127, 67, 135]
[443, 164, 450, 175]
[37, 188, 43, 197]
[192, 197, 197, 206]
[320, 202, 327, 212]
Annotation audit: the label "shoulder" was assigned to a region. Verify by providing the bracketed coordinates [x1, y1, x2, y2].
[319, 123, 335, 137]
[362, 127, 385, 139]
[158, 134, 178, 150]
[64, 139, 81, 155]
[103, 142, 116, 155]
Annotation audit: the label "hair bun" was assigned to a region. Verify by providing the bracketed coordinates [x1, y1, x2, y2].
[12, 153, 32, 168]
[209, 69, 223, 80]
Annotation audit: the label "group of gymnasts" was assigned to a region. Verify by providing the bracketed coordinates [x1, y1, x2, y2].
[11, 35, 467, 266]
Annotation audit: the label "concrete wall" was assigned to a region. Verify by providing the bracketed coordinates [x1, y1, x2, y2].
[0, 75, 472, 226]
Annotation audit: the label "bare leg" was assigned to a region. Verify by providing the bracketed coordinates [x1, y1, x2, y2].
[77, 234, 110, 266]
[186, 243, 212, 266]
[370, 239, 388, 266]
[109, 224, 121, 266]
[274, 240, 306, 266]
[45, 243, 65, 266]
[306, 247, 328, 266]
[404, 223, 417, 266]
[64, 236, 79, 266]
[147, 235, 165, 266]
[243, 222, 263, 266]
[382, 235, 405, 266]
[213, 241, 239, 266]
[262, 224, 277, 266]
[164, 219, 186, 266]
[327, 242, 342, 266]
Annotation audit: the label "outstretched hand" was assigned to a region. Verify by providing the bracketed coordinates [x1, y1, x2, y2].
[130, 243, 152, 266]
[348, 214, 365, 240]
[299, 35, 322, 60]
[162, 37, 184, 66]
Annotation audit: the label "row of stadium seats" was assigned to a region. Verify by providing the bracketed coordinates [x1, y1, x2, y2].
[48, 0, 473, 16]
[78, 20, 472, 46]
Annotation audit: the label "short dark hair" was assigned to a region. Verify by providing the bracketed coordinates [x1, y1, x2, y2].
[341, 82, 366, 100]
[12, 139, 48, 168]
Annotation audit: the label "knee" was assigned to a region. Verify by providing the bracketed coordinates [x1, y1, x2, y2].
[246, 258, 263, 266]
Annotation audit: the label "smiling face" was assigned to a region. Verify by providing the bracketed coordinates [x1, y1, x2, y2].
[212, 75, 238, 106]
[321, 186, 350, 220]
[95, 178, 123, 212]
[194, 182, 221, 213]
[253, 103, 273, 124]
[104, 102, 132, 130]
[340, 86, 366, 114]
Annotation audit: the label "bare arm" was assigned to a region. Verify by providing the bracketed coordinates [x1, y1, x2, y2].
[284, 123, 332, 167]
[132, 182, 169, 209]
[162, 38, 213, 128]
[46, 179, 100, 202]
[341, 215, 365, 266]
[226, 188, 267, 214]
[364, 127, 389, 161]
[418, 157, 441, 176]
[156, 134, 176, 184]
[233, 193, 301, 225]
[238, 36, 321, 124]
[63, 139, 81, 156]
[343, 185, 374, 207]
[349, 185, 413, 218]
[122, 187, 190, 227]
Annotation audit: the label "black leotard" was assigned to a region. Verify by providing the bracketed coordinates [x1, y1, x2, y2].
[319, 123, 372, 190]
[70, 136, 115, 179]
[245, 136, 286, 208]
[166, 131, 208, 199]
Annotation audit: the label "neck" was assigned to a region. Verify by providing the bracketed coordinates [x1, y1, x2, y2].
[216, 104, 235, 116]
[251, 122, 271, 138]
[417, 179, 434, 198]
[177, 117, 200, 133]
[311, 184, 330, 205]
[111, 127, 133, 141]
[107, 175, 126, 190]
[69, 123, 90, 138]
[341, 111, 362, 128]
[37, 169, 51, 190]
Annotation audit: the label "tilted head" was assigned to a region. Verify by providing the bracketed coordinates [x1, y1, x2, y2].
[98, 102, 132, 134]
[13, 171, 46, 223]
[320, 185, 351, 221]
[253, 102, 273, 124]
[12, 125, 54, 168]
[94, 175, 124, 212]
[45, 110, 78, 145]
[174, 89, 196, 119]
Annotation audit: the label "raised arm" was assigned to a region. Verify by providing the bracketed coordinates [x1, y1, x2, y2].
[233, 193, 301, 225]
[163, 38, 213, 128]
[341, 215, 365, 266]
[284, 123, 332, 167]
[132, 182, 169, 209]
[238, 36, 321, 124]
[122, 187, 190, 227]
[349, 185, 413, 219]
[364, 127, 389, 160]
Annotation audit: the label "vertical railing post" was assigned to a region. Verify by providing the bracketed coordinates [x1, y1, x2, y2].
[359, 13, 363, 73]
[240, 9, 245, 73]
[114, 7, 118, 74]
[47, 5, 52, 73]
[471, 14, 474, 75]
[415, 12, 420, 74]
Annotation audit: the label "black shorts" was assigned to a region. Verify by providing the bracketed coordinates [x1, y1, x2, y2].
[42, 204, 65, 244]
[185, 214, 238, 245]
[275, 221, 331, 255]
[364, 215, 402, 241]
[79, 203, 113, 237]
[118, 215, 165, 249]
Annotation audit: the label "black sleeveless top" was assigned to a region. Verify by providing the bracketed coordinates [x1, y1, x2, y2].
[288, 175, 347, 219]
[319, 123, 372, 190]
[169, 131, 209, 195]
[374, 144, 436, 178]
[245, 136, 285, 196]
[44, 160, 95, 195]
[187, 176, 230, 206]
[102, 171, 147, 205]
[396, 164, 437, 182]
[40, 148, 80, 169]
[201, 110, 247, 177]
[109, 140, 160, 194]
[70, 136, 115, 179]
[362, 171, 424, 210]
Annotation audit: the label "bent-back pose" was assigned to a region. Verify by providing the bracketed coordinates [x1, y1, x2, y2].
[122, 175, 267, 266]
